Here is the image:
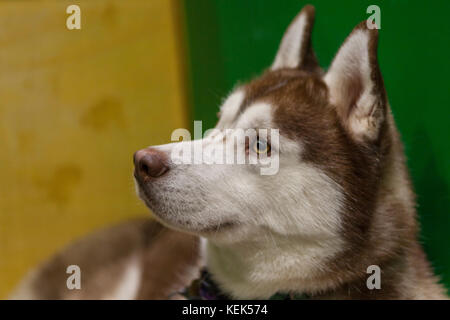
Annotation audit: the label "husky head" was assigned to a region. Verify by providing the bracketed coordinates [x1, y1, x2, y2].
[134, 6, 410, 298]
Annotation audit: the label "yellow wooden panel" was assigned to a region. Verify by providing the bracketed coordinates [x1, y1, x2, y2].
[0, 0, 188, 298]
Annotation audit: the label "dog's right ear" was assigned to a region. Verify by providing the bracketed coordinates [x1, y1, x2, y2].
[324, 22, 386, 143]
[271, 5, 321, 72]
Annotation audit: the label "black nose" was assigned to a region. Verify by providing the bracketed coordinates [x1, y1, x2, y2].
[134, 148, 169, 179]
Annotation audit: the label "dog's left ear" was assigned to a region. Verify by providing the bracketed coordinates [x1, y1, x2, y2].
[324, 22, 387, 142]
[271, 5, 321, 72]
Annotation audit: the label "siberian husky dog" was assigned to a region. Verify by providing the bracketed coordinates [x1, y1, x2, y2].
[11, 5, 447, 300]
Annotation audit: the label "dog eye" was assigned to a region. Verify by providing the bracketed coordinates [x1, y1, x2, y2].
[252, 138, 270, 154]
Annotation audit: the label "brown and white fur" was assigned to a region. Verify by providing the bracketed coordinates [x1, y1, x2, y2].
[11, 5, 447, 300]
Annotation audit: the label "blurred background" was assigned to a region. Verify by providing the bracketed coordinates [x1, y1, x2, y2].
[0, 0, 449, 298]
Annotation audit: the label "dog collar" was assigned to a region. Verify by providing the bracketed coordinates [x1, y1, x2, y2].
[172, 268, 309, 300]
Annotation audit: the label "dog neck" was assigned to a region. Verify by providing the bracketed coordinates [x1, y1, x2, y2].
[206, 234, 344, 299]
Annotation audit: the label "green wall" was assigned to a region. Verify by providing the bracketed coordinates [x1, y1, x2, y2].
[182, 0, 450, 290]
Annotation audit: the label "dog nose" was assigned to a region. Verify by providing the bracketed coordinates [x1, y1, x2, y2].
[134, 148, 169, 179]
